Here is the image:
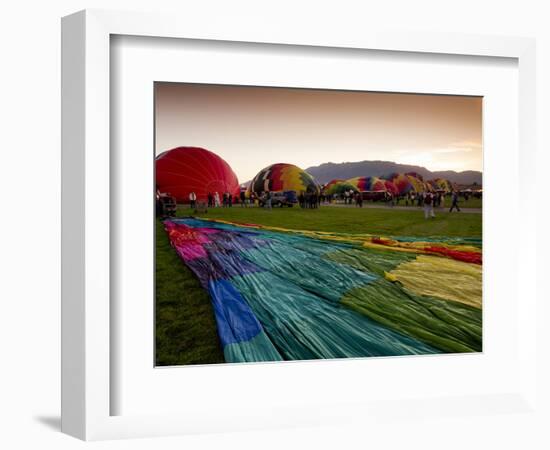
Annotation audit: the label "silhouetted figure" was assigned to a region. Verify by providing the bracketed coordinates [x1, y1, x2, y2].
[240, 190, 246, 207]
[449, 191, 461, 212]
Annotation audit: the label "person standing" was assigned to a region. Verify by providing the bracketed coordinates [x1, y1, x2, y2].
[423, 192, 435, 219]
[214, 191, 220, 208]
[228, 194, 233, 207]
[207, 192, 213, 208]
[265, 190, 272, 209]
[449, 190, 461, 212]
[189, 191, 197, 209]
[240, 190, 246, 207]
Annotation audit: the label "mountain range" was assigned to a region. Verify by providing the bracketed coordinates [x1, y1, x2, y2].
[305, 160, 482, 185]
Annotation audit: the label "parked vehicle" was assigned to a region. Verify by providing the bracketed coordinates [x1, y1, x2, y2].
[258, 190, 297, 207]
[156, 193, 177, 217]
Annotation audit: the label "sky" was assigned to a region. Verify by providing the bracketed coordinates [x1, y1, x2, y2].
[155, 83, 482, 182]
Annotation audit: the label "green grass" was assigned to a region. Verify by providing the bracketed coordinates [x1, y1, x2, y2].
[157, 204, 481, 366]
[456, 197, 482, 209]
[372, 196, 483, 209]
[176, 204, 482, 238]
[155, 219, 224, 366]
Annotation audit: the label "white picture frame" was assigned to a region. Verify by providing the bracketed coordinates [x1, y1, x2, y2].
[61, 9, 538, 441]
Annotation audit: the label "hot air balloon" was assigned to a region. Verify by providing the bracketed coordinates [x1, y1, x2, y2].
[405, 171, 424, 181]
[347, 176, 387, 192]
[428, 178, 453, 193]
[156, 147, 240, 203]
[407, 174, 428, 193]
[384, 173, 429, 196]
[383, 180, 399, 195]
[324, 181, 357, 195]
[322, 179, 345, 193]
[248, 163, 320, 194]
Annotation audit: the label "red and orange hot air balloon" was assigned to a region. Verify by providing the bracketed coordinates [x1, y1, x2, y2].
[156, 147, 240, 203]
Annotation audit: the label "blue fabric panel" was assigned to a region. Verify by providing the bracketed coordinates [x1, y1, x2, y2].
[208, 279, 263, 346]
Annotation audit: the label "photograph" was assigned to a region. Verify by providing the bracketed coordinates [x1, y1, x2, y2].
[154, 82, 483, 366]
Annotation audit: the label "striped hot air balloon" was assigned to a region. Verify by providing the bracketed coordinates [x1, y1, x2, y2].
[248, 163, 320, 194]
[383, 173, 430, 196]
[428, 178, 453, 193]
[324, 181, 358, 195]
[347, 176, 387, 192]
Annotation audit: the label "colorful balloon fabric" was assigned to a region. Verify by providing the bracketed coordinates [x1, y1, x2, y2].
[387, 174, 414, 195]
[164, 218, 482, 363]
[248, 163, 320, 195]
[323, 179, 345, 189]
[347, 176, 386, 192]
[346, 176, 399, 195]
[383, 173, 430, 195]
[324, 181, 357, 195]
[428, 178, 453, 192]
[383, 180, 399, 195]
[156, 147, 240, 203]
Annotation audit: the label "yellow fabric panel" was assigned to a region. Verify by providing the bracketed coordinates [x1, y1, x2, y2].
[279, 166, 305, 191]
[384, 271, 398, 282]
[388, 255, 482, 308]
[362, 237, 480, 254]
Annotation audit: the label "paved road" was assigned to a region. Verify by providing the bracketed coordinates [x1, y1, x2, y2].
[324, 203, 482, 214]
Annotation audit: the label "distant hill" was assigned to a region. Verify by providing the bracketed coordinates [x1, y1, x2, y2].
[304, 161, 482, 185]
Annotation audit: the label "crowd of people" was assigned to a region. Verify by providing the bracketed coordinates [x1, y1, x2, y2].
[297, 192, 321, 208]
[324, 189, 467, 219]
[193, 191, 236, 208]
[184, 188, 468, 219]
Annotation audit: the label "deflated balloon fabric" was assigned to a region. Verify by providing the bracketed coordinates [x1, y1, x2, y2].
[386, 255, 483, 308]
[164, 218, 482, 362]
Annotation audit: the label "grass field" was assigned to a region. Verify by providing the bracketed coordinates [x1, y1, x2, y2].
[156, 204, 482, 366]
[155, 218, 225, 366]
[177, 204, 482, 237]
[368, 196, 483, 209]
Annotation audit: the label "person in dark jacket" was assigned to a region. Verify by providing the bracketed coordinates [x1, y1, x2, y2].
[240, 190, 246, 207]
[449, 191, 461, 212]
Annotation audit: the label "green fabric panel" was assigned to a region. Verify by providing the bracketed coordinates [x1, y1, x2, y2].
[324, 246, 417, 276]
[223, 330, 284, 363]
[241, 240, 376, 304]
[341, 278, 482, 353]
[231, 271, 439, 360]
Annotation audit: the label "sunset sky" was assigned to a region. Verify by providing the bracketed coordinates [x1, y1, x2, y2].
[155, 83, 482, 182]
